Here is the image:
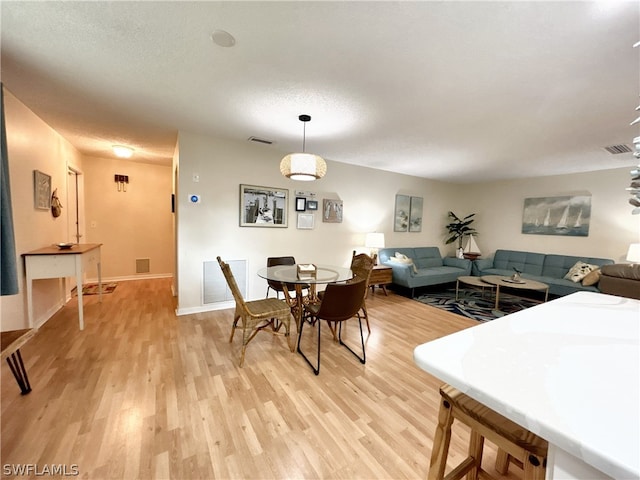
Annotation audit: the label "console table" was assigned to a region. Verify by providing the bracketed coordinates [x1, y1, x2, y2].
[23, 243, 102, 330]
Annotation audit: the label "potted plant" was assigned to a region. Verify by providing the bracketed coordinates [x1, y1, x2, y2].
[445, 211, 478, 258]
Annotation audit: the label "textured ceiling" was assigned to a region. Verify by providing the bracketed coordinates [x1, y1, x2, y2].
[1, 1, 639, 183]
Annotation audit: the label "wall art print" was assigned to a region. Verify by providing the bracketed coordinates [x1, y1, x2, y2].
[394, 194, 410, 232]
[239, 184, 288, 227]
[33, 170, 51, 210]
[322, 199, 343, 223]
[522, 195, 591, 237]
[409, 196, 423, 232]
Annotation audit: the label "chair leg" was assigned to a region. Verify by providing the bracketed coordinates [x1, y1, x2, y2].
[337, 315, 366, 364]
[229, 313, 241, 343]
[361, 304, 370, 333]
[297, 314, 321, 375]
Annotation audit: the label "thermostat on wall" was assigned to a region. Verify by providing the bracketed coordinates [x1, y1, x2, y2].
[189, 194, 201, 204]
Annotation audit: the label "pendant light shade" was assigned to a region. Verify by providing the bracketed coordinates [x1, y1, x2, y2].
[280, 115, 326, 181]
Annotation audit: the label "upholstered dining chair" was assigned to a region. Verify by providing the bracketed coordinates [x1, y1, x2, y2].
[265, 256, 310, 299]
[217, 257, 294, 367]
[298, 278, 368, 375]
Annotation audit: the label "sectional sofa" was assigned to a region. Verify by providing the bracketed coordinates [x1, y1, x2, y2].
[472, 249, 614, 296]
[378, 247, 471, 297]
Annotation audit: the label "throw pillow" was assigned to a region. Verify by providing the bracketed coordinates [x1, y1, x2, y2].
[581, 268, 601, 286]
[564, 261, 598, 283]
[389, 254, 418, 274]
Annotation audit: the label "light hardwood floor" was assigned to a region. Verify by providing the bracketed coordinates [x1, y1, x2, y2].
[1, 279, 521, 479]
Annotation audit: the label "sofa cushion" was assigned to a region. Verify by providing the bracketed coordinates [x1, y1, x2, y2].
[492, 250, 545, 276]
[389, 252, 418, 274]
[413, 247, 444, 269]
[564, 261, 599, 283]
[542, 254, 613, 279]
[581, 268, 601, 286]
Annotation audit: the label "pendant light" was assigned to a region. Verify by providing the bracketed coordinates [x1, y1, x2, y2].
[280, 114, 327, 181]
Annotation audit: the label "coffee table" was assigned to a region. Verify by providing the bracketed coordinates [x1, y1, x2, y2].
[481, 275, 549, 310]
[455, 275, 496, 300]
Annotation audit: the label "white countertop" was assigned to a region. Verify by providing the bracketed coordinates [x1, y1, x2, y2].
[414, 291, 640, 480]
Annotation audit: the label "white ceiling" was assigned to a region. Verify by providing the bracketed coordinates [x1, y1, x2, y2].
[1, 1, 639, 183]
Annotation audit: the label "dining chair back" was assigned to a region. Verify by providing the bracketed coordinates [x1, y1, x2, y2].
[217, 256, 294, 367]
[298, 278, 368, 375]
[265, 256, 296, 298]
[349, 251, 375, 332]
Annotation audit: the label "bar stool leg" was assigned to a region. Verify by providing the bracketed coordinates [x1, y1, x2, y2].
[466, 431, 484, 480]
[495, 448, 511, 474]
[428, 397, 454, 480]
[523, 452, 546, 480]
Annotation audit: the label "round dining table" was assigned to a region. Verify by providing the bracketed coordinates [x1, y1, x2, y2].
[257, 264, 353, 339]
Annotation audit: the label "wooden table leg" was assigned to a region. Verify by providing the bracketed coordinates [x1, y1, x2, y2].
[494, 284, 501, 310]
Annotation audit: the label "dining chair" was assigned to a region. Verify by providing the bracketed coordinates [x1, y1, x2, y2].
[265, 256, 310, 299]
[297, 278, 367, 375]
[349, 251, 375, 333]
[217, 256, 294, 367]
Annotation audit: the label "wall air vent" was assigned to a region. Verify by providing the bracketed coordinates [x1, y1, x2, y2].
[248, 136, 273, 145]
[603, 144, 633, 154]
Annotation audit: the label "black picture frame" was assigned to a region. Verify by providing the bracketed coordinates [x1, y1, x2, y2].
[295, 197, 306, 211]
[306, 200, 318, 210]
[239, 184, 288, 227]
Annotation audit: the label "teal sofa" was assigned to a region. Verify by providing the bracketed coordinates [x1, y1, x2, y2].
[472, 249, 614, 296]
[378, 247, 472, 297]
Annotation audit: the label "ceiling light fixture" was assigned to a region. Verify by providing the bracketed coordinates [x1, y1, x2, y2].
[280, 115, 327, 181]
[112, 145, 133, 158]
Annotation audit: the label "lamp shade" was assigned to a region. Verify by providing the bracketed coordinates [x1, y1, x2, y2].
[365, 232, 385, 249]
[280, 153, 326, 181]
[626, 243, 640, 263]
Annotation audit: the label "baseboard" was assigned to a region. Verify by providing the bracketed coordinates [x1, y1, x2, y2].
[176, 300, 235, 316]
[85, 273, 173, 283]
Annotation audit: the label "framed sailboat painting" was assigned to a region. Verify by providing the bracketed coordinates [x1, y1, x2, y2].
[522, 195, 591, 237]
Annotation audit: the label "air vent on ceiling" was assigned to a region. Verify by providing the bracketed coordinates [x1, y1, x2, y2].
[603, 144, 633, 155]
[248, 136, 273, 145]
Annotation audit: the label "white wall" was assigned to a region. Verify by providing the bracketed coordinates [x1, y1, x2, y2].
[175, 131, 457, 314]
[175, 131, 639, 314]
[83, 156, 174, 279]
[1, 89, 85, 331]
[459, 168, 639, 262]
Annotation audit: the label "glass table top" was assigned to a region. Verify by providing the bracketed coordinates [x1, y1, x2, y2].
[257, 264, 352, 285]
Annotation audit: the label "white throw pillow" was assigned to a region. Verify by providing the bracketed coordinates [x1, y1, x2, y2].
[389, 254, 418, 274]
[564, 261, 598, 283]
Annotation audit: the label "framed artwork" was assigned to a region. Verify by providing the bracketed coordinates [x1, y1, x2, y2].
[409, 196, 423, 232]
[33, 170, 51, 210]
[295, 197, 306, 211]
[521, 195, 591, 237]
[306, 199, 318, 211]
[394, 194, 410, 232]
[297, 213, 315, 229]
[239, 184, 288, 227]
[322, 199, 343, 223]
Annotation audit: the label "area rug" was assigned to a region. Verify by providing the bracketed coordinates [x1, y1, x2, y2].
[72, 283, 117, 296]
[415, 287, 540, 322]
